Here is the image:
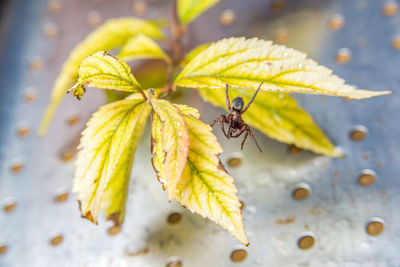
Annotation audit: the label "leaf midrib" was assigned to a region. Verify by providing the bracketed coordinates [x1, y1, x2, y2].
[153, 102, 187, 191]
[186, 158, 240, 234]
[82, 103, 145, 211]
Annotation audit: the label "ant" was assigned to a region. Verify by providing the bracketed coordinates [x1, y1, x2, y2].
[210, 82, 263, 152]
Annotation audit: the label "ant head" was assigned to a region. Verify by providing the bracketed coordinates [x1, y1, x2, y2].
[232, 96, 244, 111]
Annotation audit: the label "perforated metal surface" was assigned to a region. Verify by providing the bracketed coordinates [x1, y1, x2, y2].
[1, 0, 399, 266]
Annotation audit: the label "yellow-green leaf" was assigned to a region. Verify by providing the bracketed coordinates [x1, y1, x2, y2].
[174, 104, 248, 245]
[175, 37, 390, 99]
[198, 88, 342, 157]
[40, 17, 164, 135]
[73, 93, 151, 225]
[118, 34, 169, 62]
[177, 0, 222, 24]
[69, 51, 141, 99]
[181, 43, 211, 67]
[151, 99, 189, 201]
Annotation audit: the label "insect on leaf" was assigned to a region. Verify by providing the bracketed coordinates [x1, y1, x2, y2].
[39, 17, 164, 135]
[174, 104, 248, 245]
[175, 37, 390, 99]
[177, 0, 222, 25]
[199, 88, 342, 157]
[69, 51, 141, 99]
[151, 99, 189, 201]
[73, 93, 151, 226]
[118, 34, 170, 62]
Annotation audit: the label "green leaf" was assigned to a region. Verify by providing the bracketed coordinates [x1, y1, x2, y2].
[40, 17, 164, 135]
[174, 104, 248, 245]
[69, 51, 141, 99]
[198, 88, 342, 157]
[118, 34, 170, 62]
[175, 37, 390, 99]
[151, 99, 190, 200]
[181, 43, 211, 67]
[73, 94, 151, 225]
[177, 0, 222, 24]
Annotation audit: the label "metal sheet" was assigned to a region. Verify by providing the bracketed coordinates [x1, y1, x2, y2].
[1, 0, 399, 266]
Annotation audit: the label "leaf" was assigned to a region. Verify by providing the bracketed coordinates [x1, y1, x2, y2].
[118, 34, 170, 62]
[177, 0, 222, 24]
[174, 104, 248, 245]
[40, 17, 164, 135]
[175, 37, 390, 99]
[69, 51, 141, 99]
[198, 88, 342, 157]
[73, 94, 151, 225]
[180, 43, 211, 67]
[151, 99, 189, 200]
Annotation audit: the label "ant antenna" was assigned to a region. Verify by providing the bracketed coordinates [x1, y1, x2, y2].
[241, 82, 263, 114]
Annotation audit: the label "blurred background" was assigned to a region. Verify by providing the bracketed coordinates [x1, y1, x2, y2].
[0, 0, 399, 266]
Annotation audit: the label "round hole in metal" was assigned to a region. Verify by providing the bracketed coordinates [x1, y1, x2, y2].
[328, 14, 345, 30]
[49, 234, 63, 246]
[219, 9, 236, 26]
[349, 125, 368, 142]
[132, 0, 147, 16]
[55, 189, 69, 203]
[382, 1, 398, 17]
[87, 11, 102, 27]
[0, 244, 8, 255]
[166, 257, 182, 267]
[298, 233, 315, 249]
[292, 183, 311, 200]
[47, 0, 62, 13]
[43, 22, 58, 39]
[227, 154, 242, 167]
[11, 162, 24, 173]
[335, 48, 352, 64]
[230, 248, 247, 262]
[358, 169, 377, 186]
[3, 198, 16, 213]
[167, 212, 182, 225]
[366, 218, 385, 235]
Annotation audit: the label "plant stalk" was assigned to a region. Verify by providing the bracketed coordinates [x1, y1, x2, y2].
[165, 0, 186, 94]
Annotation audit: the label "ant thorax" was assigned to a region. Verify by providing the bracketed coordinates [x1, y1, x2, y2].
[230, 111, 242, 129]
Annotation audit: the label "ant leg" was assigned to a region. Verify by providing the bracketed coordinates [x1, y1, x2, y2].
[220, 121, 229, 139]
[248, 128, 262, 152]
[228, 115, 235, 138]
[211, 115, 226, 127]
[230, 124, 247, 138]
[230, 125, 260, 151]
[225, 84, 231, 111]
[210, 115, 229, 139]
[210, 119, 218, 127]
[241, 81, 263, 114]
[241, 131, 249, 150]
[219, 115, 229, 139]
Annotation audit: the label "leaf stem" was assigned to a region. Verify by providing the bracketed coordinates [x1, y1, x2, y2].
[139, 89, 148, 102]
[171, 0, 185, 63]
[165, 0, 186, 94]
